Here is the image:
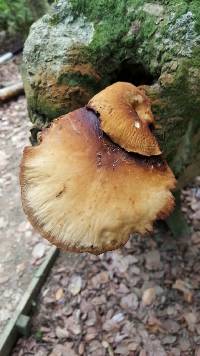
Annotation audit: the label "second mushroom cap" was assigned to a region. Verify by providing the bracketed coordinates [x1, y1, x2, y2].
[88, 82, 161, 156]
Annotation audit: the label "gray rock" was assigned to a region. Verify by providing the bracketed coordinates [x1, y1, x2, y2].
[145, 249, 161, 270]
[68, 275, 82, 296]
[120, 293, 139, 310]
[32, 242, 46, 259]
[142, 287, 156, 306]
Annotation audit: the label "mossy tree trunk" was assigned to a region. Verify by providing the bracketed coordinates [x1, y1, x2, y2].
[22, 0, 200, 188]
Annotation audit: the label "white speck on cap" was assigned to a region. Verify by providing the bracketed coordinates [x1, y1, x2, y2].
[134, 121, 140, 128]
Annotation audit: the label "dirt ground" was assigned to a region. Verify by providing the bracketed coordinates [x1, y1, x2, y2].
[0, 58, 51, 334]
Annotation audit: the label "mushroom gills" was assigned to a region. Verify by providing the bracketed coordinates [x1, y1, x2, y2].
[87, 82, 161, 156]
[20, 97, 175, 255]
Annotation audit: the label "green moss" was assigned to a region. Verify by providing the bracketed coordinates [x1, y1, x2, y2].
[58, 72, 101, 91]
[166, 59, 200, 117]
[190, 47, 200, 67]
[27, 95, 67, 124]
[0, 0, 50, 37]
[190, 0, 200, 32]
[69, 0, 144, 74]
[152, 54, 200, 176]
[166, 1, 189, 17]
[34, 329, 43, 341]
[70, 0, 129, 22]
[51, 0, 200, 80]
[0, 0, 33, 36]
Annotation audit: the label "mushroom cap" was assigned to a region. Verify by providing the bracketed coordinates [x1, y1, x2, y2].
[87, 82, 161, 156]
[20, 107, 175, 255]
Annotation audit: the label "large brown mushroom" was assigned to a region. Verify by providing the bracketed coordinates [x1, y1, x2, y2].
[20, 82, 176, 255]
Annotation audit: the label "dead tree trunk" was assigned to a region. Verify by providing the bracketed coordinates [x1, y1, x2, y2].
[21, 0, 200, 190]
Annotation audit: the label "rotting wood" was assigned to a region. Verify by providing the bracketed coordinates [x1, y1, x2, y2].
[0, 82, 24, 102]
[0, 52, 13, 64]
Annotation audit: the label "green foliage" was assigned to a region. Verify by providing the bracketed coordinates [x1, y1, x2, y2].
[0, 0, 53, 37]
[0, 0, 33, 35]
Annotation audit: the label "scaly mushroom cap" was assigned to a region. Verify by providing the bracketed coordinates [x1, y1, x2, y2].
[88, 82, 161, 156]
[20, 106, 175, 255]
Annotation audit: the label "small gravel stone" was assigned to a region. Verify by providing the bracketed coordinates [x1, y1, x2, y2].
[164, 319, 180, 333]
[32, 242, 46, 259]
[184, 312, 197, 331]
[91, 271, 109, 285]
[112, 313, 124, 323]
[139, 351, 147, 356]
[55, 326, 69, 339]
[179, 337, 191, 351]
[0, 217, 8, 229]
[85, 327, 98, 341]
[131, 266, 140, 275]
[68, 275, 82, 296]
[78, 342, 84, 355]
[191, 232, 200, 244]
[195, 347, 200, 356]
[120, 293, 139, 310]
[49, 343, 77, 356]
[170, 348, 180, 356]
[145, 249, 161, 270]
[142, 287, 156, 306]
[0, 276, 9, 284]
[162, 335, 177, 345]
